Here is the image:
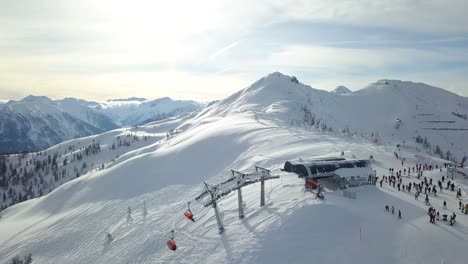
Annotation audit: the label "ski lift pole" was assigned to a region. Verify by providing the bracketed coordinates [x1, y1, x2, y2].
[260, 177, 265, 207]
[256, 166, 271, 207]
[205, 182, 224, 234]
[213, 199, 224, 234]
[233, 170, 245, 219]
[238, 186, 244, 219]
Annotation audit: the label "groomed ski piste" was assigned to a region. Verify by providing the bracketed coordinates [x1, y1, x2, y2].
[1, 73, 468, 264]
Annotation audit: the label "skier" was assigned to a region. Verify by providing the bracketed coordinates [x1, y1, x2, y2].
[385, 205, 390, 211]
[443, 200, 447, 209]
[391, 206, 395, 214]
[415, 191, 418, 200]
[106, 232, 113, 243]
[398, 210, 402, 219]
[450, 213, 456, 226]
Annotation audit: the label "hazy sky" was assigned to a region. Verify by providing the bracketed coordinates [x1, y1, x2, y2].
[1, 0, 468, 101]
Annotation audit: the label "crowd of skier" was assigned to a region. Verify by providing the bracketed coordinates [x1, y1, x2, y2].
[380, 149, 466, 226]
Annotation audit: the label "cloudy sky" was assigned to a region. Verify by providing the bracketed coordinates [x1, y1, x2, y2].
[1, 0, 468, 101]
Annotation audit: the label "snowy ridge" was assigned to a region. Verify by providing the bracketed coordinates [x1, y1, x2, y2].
[331, 85, 351, 94]
[1, 73, 468, 263]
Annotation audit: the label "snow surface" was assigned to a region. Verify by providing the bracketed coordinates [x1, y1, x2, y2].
[1, 73, 468, 264]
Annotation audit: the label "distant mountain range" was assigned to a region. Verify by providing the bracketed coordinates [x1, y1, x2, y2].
[0, 96, 204, 153]
[1, 74, 467, 156]
[89, 97, 203, 126]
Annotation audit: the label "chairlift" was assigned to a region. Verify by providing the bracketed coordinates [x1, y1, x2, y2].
[184, 202, 195, 222]
[167, 230, 177, 251]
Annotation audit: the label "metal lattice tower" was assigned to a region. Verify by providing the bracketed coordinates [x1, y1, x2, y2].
[195, 166, 280, 234]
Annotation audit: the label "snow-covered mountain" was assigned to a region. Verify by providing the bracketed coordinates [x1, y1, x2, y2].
[58, 98, 119, 132]
[91, 97, 205, 126]
[198, 73, 467, 161]
[0, 95, 203, 153]
[0, 96, 119, 154]
[107, 97, 147, 102]
[331, 85, 351, 94]
[1, 73, 468, 264]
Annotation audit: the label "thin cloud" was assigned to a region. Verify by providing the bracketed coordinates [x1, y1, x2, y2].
[266, 45, 468, 71]
[209, 41, 240, 60]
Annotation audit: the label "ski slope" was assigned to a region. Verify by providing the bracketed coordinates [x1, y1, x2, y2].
[1, 73, 468, 263]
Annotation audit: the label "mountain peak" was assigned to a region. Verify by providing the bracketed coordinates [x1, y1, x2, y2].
[107, 97, 147, 102]
[265, 71, 289, 78]
[263, 72, 299, 83]
[21, 95, 53, 103]
[331, 85, 351, 95]
[247, 72, 302, 92]
[153, 96, 172, 102]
